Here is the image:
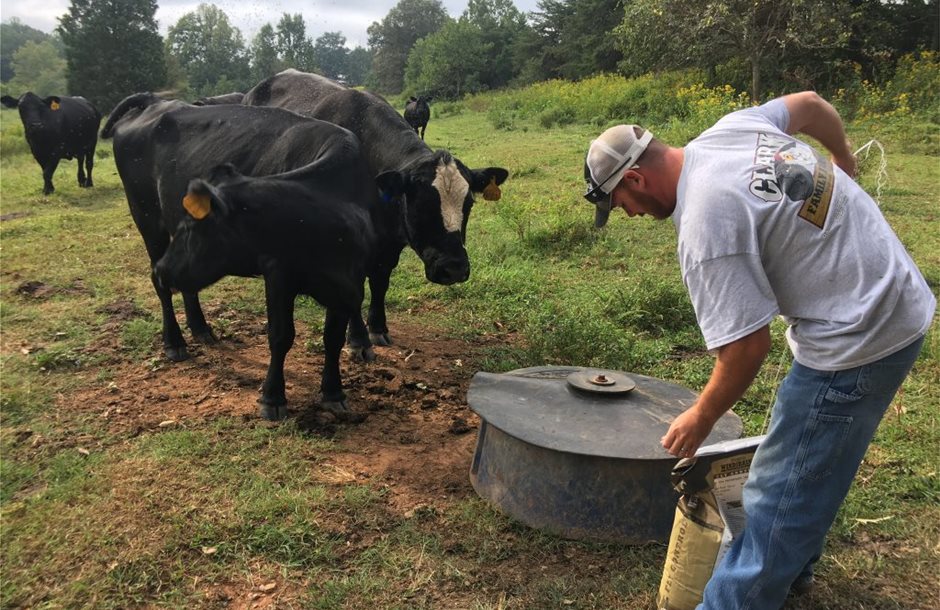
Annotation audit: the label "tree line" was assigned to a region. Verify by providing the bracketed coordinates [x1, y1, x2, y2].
[1, 0, 937, 113]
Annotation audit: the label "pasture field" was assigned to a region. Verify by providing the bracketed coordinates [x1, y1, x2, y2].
[1, 96, 938, 610]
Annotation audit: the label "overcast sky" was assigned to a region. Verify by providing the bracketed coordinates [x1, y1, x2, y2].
[0, 0, 541, 48]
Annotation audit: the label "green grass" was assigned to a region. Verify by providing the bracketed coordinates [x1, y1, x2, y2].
[1, 86, 938, 610]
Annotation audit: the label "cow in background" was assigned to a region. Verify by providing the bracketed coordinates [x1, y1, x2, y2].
[1, 92, 100, 195]
[243, 70, 508, 353]
[102, 92, 388, 419]
[193, 92, 245, 106]
[404, 95, 431, 139]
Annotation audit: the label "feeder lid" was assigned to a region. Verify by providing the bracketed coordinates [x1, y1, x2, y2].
[468, 366, 742, 460]
[566, 369, 636, 394]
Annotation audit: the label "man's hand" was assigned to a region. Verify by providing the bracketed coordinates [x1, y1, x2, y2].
[661, 405, 718, 458]
[831, 151, 858, 179]
[660, 325, 772, 458]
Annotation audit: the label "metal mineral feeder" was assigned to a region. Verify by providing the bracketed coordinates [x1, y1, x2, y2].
[467, 366, 743, 543]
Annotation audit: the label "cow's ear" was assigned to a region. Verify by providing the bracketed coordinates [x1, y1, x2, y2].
[375, 170, 406, 203]
[208, 163, 241, 183]
[0, 95, 19, 109]
[467, 167, 509, 201]
[44, 96, 62, 111]
[183, 179, 220, 220]
[409, 96, 417, 102]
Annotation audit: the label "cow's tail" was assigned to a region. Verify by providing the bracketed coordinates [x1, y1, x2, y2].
[100, 92, 163, 139]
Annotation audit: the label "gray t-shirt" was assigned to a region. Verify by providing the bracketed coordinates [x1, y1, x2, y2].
[673, 98, 935, 370]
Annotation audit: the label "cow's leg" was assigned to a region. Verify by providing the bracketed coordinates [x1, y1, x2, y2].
[345, 310, 376, 362]
[76, 156, 87, 188]
[366, 271, 392, 346]
[321, 307, 349, 414]
[150, 270, 189, 362]
[366, 251, 401, 345]
[345, 276, 375, 363]
[41, 158, 59, 195]
[420, 125, 425, 140]
[259, 275, 294, 420]
[83, 151, 94, 187]
[146, 234, 188, 361]
[130, 197, 189, 361]
[182, 293, 216, 344]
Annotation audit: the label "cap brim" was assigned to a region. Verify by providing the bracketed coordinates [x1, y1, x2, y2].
[594, 205, 611, 228]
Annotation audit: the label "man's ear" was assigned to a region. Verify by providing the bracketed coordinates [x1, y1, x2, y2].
[182, 179, 223, 220]
[621, 168, 643, 191]
[375, 170, 406, 203]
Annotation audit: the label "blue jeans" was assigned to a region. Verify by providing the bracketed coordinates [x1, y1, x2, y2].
[698, 335, 926, 610]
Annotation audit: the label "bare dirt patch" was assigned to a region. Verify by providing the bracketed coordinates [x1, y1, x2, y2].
[60, 314, 498, 514]
[13, 277, 93, 299]
[0, 211, 33, 222]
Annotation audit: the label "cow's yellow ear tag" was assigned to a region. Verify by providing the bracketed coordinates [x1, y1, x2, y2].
[183, 192, 211, 219]
[482, 176, 501, 201]
[50, 100, 60, 111]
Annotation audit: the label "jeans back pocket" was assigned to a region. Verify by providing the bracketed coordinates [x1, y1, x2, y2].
[797, 412, 854, 482]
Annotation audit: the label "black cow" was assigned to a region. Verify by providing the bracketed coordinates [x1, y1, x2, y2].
[102, 92, 387, 419]
[243, 69, 508, 352]
[1, 92, 100, 195]
[193, 92, 245, 106]
[404, 95, 431, 139]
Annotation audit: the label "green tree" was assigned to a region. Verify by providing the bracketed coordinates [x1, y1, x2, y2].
[404, 20, 489, 98]
[313, 32, 348, 80]
[515, 0, 623, 83]
[616, 0, 852, 102]
[250, 23, 283, 82]
[512, 0, 570, 83]
[345, 46, 373, 86]
[276, 13, 315, 71]
[1, 19, 51, 82]
[368, 0, 451, 93]
[797, 0, 940, 92]
[57, 0, 167, 111]
[7, 40, 67, 96]
[462, 0, 529, 89]
[166, 4, 250, 97]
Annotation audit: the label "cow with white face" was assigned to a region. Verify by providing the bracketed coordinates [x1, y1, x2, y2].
[243, 69, 509, 349]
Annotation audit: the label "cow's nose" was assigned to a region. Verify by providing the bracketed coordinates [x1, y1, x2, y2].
[431, 259, 470, 285]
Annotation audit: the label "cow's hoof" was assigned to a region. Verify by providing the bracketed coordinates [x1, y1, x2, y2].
[165, 346, 190, 362]
[320, 399, 350, 415]
[346, 345, 376, 363]
[369, 332, 392, 346]
[258, 401, 288, 421]
[192, 328, 217, 344]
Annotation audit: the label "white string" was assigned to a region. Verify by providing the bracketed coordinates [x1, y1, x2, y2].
[853, 139, 888, 206]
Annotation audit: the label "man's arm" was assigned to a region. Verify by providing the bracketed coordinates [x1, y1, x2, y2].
[782, 91, 857, 177]
[661, 325, 771, 457]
